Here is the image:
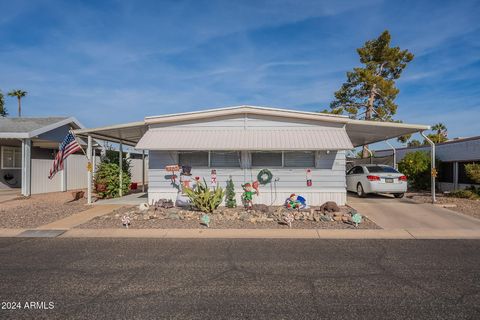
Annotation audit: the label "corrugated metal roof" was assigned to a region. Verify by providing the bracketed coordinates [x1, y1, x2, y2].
[136, 128, 353, 150]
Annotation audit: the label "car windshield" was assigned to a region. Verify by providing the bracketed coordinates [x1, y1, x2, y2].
[366, 166, 399, 173]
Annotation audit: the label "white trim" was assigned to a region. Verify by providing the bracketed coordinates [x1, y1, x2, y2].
[1, 146, 22, 169]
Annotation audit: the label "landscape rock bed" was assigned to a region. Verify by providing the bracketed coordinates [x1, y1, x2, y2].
[408, 193, 480, 220]
[0, 191, 88, 228]
[78, 204, 380, 229]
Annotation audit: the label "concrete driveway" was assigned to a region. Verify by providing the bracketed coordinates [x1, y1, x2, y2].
[0, 189, 21, 204]
[347, 193, 480, 230]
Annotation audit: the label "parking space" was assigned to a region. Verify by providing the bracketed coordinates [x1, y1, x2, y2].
[347, 193, 480, 230]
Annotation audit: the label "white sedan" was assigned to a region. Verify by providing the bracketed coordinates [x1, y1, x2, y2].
[346, 165, 408, 198]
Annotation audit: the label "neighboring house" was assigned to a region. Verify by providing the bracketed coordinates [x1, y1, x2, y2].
[374, 136, 480, 191]
[0, 117, 94, 196]
[74, 106, 428, 206]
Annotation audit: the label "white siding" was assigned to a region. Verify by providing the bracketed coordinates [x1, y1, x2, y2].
[130, 157, 148, 184]
[148, 150, 346, 206]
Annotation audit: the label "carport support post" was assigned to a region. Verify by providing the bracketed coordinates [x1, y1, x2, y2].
[141, 150, 145, 192]
[87, 135, 92, 204]
[21, 138, 31, 197]
[421, 131, 436, 203]
[385, 140, 397, 169]
[119, 141, 123, 197]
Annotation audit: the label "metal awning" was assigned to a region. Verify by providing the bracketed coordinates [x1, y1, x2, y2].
[136, 128, 354, 150]
[345, 119, 429, 147]
[73, 121, 147, 146]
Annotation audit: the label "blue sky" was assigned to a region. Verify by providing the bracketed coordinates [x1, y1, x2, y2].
[0, 0, 479, 144]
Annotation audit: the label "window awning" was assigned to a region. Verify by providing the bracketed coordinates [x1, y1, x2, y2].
[135, 128, 354, 151]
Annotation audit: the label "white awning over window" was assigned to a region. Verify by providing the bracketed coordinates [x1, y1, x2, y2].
[135, 128, 354, 151]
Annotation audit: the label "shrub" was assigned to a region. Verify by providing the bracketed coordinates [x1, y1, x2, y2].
[183, 179, 225, 213]
[102, 144, 132, 176]
[465, 163, 480, 184]
[446, 189, 479, 200]
[94, 162, 131, 198]
[397, 151, 431, 190]
[225, 177, 237, 208]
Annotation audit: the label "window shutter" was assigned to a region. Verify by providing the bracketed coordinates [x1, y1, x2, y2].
[284, 151, 315, 167]
[210, 151, 240, 167]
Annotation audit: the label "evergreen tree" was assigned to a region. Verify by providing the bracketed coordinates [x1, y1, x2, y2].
[0, 90, 7, 117]
[330, 30, 414, 157]
[225, 177, 236, 208]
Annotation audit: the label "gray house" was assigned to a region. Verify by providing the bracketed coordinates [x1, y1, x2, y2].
[75, 106, 429, 206]
[374, 136, 480, 191]
[0, 117, 87, 196]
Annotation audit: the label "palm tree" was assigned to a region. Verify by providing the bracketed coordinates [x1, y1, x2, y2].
[8, 89, 27, 117]
[0, 90, 7, 117]
[429, 123, 448, 143]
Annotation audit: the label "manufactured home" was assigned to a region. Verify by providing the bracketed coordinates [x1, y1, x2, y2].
[74, 106, 430, 206]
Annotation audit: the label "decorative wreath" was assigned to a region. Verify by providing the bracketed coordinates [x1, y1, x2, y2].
[257, 169, 273, 185]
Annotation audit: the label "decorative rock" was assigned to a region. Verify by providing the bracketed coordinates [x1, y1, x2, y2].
[138, 203, 149, 212]
[333, 215, 343, 222]
[320, 201, 340, 213]
[167, 212, 181, 220]
[252, 204, 269, 213]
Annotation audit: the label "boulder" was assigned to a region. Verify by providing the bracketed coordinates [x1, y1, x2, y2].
[252, 204, 269, 213]
[320, 201, 340, 213]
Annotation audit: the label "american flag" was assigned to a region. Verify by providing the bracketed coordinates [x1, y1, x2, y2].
[48, 132, 81, 179]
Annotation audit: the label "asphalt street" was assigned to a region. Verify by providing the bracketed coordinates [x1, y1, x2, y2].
[0, 238, 479, 319]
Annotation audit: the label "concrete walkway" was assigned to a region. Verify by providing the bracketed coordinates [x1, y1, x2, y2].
[94, 192, 148, 205]
[36, 204, 123, 230]
[347, 194, 480, 230]
[1, 228, 479, 239]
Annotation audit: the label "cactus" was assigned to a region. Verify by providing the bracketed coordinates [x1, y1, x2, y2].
[183, 178, 225, 213]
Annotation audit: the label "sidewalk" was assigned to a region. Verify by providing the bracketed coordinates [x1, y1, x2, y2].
[36, 204, 123, 230]
[1, 228, 479, 239]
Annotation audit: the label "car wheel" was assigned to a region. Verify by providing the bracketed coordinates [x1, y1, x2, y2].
[356, 183, 366, 198]
[394, 193, 404, 198]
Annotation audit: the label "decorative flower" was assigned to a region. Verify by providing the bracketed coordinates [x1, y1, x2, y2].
[195, 176, 200, 180]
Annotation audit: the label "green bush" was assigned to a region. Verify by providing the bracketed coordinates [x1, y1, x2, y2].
[225, 177, 237, 208]
[397, 151, 431, 190]
[465, 163, 480, 184]
[183, 179, 225, 213]
[446, 189, 479, 200]
[94, 162, 131, 198]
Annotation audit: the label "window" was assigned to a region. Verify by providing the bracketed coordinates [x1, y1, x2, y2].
[459, 161, 480, 184]
[178, 151, 209, 167]
[439, 162, 454, 183]
[251, 152, 282, 167]
[366, 165, 399, 173]
[347, 166, 364, 175]
[1, 146, 22, 169]
[284, 151, 315, 167]
[210, 151, 240, 167]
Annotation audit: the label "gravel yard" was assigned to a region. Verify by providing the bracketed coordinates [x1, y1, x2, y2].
[0, 191, 88, 228]
[78, 205, 380, 229]
[408, 193, 480, 220]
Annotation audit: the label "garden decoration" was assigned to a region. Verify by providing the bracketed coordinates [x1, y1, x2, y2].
[200, 214, 211, 227]
[179, 165, 193, 191]
[121, 215, 131, 228]
[257, 169, 273, 185]
[306, 169, 312, 187]
[351, 211, 363, 227]
[242, 182, 259, 210]
[210, 169, 217, 187]
[285, 194, 308, 210]
[165, 164, 180, 184]
[284, 212, 294, 228]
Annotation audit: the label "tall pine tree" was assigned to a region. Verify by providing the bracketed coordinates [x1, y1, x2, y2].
[330, 30, 413, 158]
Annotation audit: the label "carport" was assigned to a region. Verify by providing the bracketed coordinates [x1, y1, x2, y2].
[73, 106, 432, 205]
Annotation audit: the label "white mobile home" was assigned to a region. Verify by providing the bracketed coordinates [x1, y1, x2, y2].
[75, 106, 429, 206]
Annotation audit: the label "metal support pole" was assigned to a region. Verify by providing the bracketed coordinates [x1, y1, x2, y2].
[421, 131, 436, 203]
[141, 150, 145, 192]
[21, 139, 31, 196]
[119, 141, 123, 197]
[92, 148, 97, 175]
[87, 135, 92, 204]
[61, 157, 67, 192]
[385, 140, 397, 169]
